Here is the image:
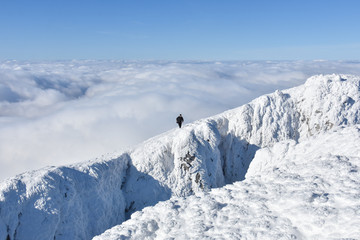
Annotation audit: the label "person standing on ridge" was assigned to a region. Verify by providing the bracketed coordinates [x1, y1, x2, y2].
[176, 114, 184, 128]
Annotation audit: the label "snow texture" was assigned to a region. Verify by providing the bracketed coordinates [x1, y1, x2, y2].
[95, 126, 360, 239]
[1, 74, 360, 239]
[0, 155, 129, 240]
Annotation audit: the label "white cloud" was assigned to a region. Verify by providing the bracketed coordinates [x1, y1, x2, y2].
[1, 60, 360, 180]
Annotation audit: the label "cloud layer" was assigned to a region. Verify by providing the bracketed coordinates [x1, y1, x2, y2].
[1, 60, 360, 180]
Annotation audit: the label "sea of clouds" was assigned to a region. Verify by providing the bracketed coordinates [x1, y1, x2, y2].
[1, 60, 360, 180]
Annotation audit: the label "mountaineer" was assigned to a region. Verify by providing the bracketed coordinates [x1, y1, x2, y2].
[176, 114, 184, 128]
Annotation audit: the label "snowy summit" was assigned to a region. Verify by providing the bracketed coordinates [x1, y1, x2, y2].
[1, 74, 360, 239]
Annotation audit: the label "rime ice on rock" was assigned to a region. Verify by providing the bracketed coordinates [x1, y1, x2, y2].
[1, 74, 360, 240]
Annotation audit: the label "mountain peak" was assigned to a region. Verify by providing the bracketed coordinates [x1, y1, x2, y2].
[1, 74, 360, 240]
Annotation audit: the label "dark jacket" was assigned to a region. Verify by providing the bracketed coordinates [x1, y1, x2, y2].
[176, 115, 184, 124]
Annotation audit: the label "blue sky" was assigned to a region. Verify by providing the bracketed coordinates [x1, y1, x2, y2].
[1, 0, 360, 60]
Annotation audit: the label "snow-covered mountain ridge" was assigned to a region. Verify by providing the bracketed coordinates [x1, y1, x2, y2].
[95, 124, 360, 239]
[1, 74, 360, 240]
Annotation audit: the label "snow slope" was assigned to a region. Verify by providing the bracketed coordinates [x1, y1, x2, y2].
[95, 125, 360, 239]
[1, 74, 360, 239]
[0, 155, 130, 240]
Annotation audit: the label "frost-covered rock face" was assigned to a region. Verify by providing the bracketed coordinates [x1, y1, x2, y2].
[0, 155, 129, 240]
[1, 74, 360, 240]
[295, 74, 360, 137]
[217, 74, 360, 182]
[95, 125, 360, 240]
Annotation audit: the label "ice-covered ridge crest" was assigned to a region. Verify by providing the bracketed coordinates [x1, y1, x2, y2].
[1, 74, 360, 240]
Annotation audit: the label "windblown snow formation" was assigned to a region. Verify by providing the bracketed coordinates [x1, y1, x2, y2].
[1, 74, 360, 240]
[95, 125, 360, 239]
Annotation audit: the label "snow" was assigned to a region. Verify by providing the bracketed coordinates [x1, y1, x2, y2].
[95, 126, 360, 239]
[1, 73, 360, 239]
[0, 155, 129, 240]
[247, 126, 360, 239]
